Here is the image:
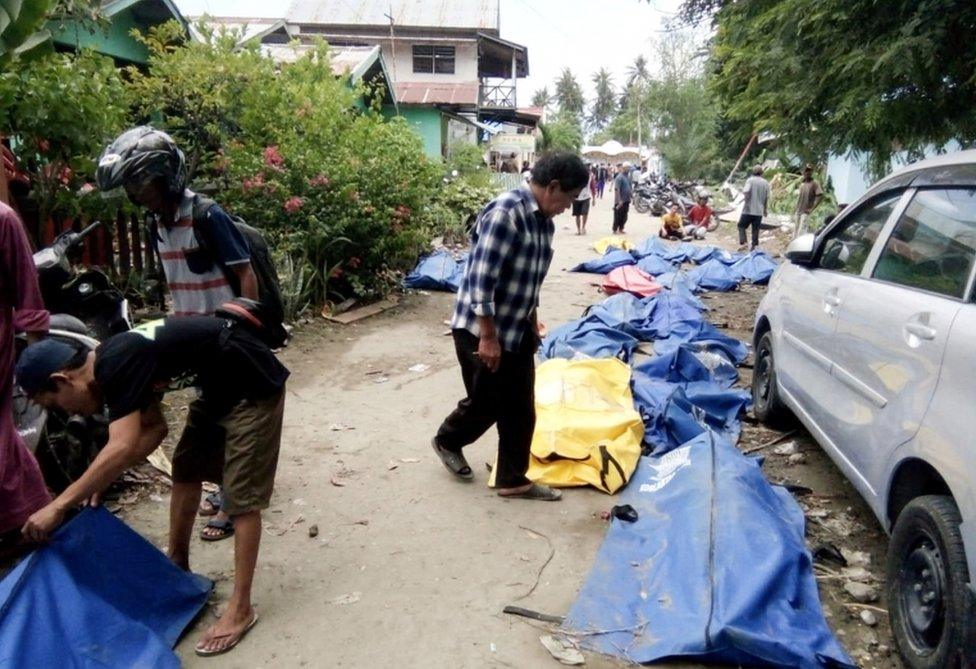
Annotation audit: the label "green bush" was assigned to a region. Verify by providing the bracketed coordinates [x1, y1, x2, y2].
[130, 23, 442, 314]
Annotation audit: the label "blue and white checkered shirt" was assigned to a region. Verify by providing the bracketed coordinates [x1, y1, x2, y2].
[452, 186, 555, 352]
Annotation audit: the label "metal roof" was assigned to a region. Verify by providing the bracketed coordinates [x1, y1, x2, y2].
[395, 81, 479, 106]
[286, 0, 499, 31]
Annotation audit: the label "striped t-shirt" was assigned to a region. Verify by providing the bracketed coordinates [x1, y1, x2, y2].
[156, 190, 251, 316]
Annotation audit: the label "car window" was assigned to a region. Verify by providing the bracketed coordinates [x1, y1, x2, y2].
[819, 192, 902, 274]
[872, 188, 976, 298]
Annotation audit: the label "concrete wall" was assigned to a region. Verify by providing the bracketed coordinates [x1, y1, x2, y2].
[374, 38, 479, 83]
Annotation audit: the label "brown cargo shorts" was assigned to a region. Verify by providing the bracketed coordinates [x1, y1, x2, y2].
[172, 387, 285, 516]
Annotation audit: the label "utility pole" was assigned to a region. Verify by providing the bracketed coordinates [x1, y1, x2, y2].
[385, 5, 399, 115]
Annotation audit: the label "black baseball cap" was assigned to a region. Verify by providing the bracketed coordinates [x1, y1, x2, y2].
[15, 339, 79, 396]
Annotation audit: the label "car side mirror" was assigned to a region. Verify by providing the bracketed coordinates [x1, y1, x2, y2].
[785, 233, 816, 266]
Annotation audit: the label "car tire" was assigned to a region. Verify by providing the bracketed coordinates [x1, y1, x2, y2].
[887, 495, 976, 669]
[751, 331, 789, 424]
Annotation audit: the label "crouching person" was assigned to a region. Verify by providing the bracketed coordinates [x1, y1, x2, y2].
[16, 314, 288, 657]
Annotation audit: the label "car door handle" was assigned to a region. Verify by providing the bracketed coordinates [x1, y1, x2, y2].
[823, 294, 842, 307]
[904, 322, 936, 340]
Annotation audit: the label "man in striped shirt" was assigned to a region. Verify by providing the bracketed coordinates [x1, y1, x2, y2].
[432, 151, 589, 501]
[98, 127, 258, 541]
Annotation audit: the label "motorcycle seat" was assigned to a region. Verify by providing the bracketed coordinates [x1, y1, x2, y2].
[49, 313, 89, 335]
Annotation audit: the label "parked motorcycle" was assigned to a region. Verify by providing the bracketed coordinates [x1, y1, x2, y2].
[14, 221, 130, 491]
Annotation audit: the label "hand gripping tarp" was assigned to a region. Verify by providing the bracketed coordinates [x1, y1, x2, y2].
[569, 249, 636, 274]
[592, 236, 636, 255]
[732, 250, 779, 284]
[601, 266, 663, 298]
[539, 318, 640, 362]
[520, 358, 644, 494]
[0, 507, 211, 669]
[686, 258, 744, 292]
[561, 432, 856, 668]
[403, 250, 467, 291]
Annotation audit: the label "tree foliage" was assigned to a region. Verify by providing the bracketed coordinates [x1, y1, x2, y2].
[538, 111, 583, 153]
[553, 67, 585, 116]
[589, 68, 616, 132]
[530, 86, 551, 109]
[694, 0, 976, 175]
[0, 48, 128, 217]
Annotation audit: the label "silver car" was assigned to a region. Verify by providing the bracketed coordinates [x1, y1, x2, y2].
[752, 150, 976, 668]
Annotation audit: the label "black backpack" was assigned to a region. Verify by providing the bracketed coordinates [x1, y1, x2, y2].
[150, 195, 287, 345]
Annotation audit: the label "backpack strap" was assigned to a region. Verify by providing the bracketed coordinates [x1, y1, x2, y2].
[189, 194, 241, 295]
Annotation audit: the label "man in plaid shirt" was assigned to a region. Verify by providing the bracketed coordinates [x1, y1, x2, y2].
[432, 151, 589, 501]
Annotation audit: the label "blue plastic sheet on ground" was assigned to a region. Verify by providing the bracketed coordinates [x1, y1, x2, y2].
[0, 507, 211, 669]
[733, 250, 779, 284]
[586, 292, 703, 342]
[630, 375, 751, 453]
[652, 320, 750, 364]
[403, 250, 467, 291]
[635, 254, 675, 276]
[688, 244, 720, 264]
[660, 242, 699, 263]
[562, 432, 856, 669]
[630, 237, 674, 259]
[569, 249, 636, 274]
[686, 258, 744, 292]
[635, 343, 739, 388]
[539, 318, 640, 362]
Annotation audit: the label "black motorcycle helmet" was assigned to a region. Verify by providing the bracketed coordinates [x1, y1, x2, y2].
[96, 126, 187, 196]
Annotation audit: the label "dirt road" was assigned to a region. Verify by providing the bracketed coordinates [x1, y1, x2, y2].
[123, 195, 895, 667]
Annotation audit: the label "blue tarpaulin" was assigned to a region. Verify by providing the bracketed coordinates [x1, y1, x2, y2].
[630, 375, 751, 452]
[733, 250, 780, 284]
[635, 254, 676, 276]
[660, 242, 699, 263]
[636, 343, 739, 388]
[686, 258, 744, 292]
[630, 237, 674, 259]
[652, 321, 750, 364]
[403, 250, 467, 292]
[569, 249, 636, 274]
[0, 507, 211, 668]
[562, 432, 856, 669]
[539, 318, 640, 362]
[586, 292, 703, 342]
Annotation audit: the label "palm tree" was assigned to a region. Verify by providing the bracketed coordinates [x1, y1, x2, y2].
[589, 68, 616, 131]
[531, 86, 551, 108]
[626, 54, 651, 88]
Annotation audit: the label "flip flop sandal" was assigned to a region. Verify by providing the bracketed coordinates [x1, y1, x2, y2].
[200, 518, 235, 542]
[198, 491, 222, 517]
[497, 483, 562, 501]
[195, 612, 259, 657]
[431, 438, 474, 481]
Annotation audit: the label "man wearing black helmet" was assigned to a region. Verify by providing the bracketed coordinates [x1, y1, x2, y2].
[97, 127, 259, 543]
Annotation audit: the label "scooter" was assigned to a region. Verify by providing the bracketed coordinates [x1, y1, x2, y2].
[14, 221, 131, 491]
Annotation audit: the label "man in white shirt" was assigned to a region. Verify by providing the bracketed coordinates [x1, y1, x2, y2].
[738, 165, 771, 250]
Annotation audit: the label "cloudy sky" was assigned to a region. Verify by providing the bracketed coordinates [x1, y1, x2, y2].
[173, 0, 684, 106]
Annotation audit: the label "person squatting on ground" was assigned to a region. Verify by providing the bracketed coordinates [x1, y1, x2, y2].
[612, 163, 632, 234]
[684, 195, 714, 240]
[794, 164, 823, 237]
[431, 150, 589, 501]
[17, 314, 289, 656]
[97, 126, 262, 543]
[573, 170, 592, 235]
[659, 205, 684, 240]
[0, 202, 52, 549]
[738, 164, 771, 250]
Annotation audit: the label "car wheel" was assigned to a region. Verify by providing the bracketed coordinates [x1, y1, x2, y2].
[887, 495, 976, 668]
[751, 331, 789, 424]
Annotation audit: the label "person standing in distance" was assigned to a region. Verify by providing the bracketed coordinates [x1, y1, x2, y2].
[738, 164, 771, 250]
[431, 151, 588, 501]
[613, 163, 633, 234]
[794, 164, 824, 237]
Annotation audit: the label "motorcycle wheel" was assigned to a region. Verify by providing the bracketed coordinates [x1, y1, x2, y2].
[634, 197, 650, 214]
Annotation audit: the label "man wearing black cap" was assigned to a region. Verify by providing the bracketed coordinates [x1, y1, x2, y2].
[16, 315, 288, 656]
